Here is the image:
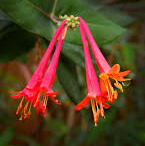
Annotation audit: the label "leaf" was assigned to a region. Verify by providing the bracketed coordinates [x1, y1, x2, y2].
[0, 127, 15, 145]
[121, 44, 136, 69]
[86, 109, 116, 145]
[84, 0, 136, 27]
[96, 6, 136, 27]
[0, 10, 11, 31]
[19, 135, 40, 146]
[45, 119, 68, 137]
[57, 58, 82, 104]
[57, 57, 91, 124]
[114, 43, 137, 69]
[61, 42, 85, 68]
[0, 24, 36, 63]
[0, 0, 125, 46]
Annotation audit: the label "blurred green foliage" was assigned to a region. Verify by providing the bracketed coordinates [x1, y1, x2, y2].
[0, 0, 145, 146]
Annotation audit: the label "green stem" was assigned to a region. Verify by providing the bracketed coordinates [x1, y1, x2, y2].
[51, 0, 58, 16]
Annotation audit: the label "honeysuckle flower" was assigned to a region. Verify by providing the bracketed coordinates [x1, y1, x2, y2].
[75, 24, 110, 126]
[79, 17, 131, 102]
[33, 25, 68, 116]
[10, 20, 67, 120]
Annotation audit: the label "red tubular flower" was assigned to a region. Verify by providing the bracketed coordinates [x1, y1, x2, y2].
[33, 25, 68, 116]
[10, 20, 67, 120]
[75, 24, 110, 126]
[79, 17, 131, 102]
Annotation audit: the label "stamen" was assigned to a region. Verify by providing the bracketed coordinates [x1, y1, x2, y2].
[18, 100, 32, 120]
[114, 90, 118, 99]
[16, 96, 24, 115]
[43, 95, 48, 109]
[100, 74, 115, 102]
[114, 80, 123, 92]
[100, 102, 105, 118]
[105, 80, 112, 101]
[24, 102, 32, 119]
[34, 92, 41, 107]
[91, 99, 100, 126]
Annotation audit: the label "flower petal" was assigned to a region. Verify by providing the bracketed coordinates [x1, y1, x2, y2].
[10, 94, 22, 99]
[75, 96, 90, 111]
[50, 95, 62, 105]
[102, 100, 110, 109]
[118, 70, 131, 77]
[109, 64, 120, 74]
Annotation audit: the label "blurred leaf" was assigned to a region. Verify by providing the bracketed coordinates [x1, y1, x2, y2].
[0, 24, 36, 63]
[57, 58, 91, 124]
[17, 53, 28, 64]
[0, 0, 125, 46]
[0, 127, 15, 145]
[123, 1, 145, 18]
[0, 10, 11, 31]
[0, 70, 19, 82]
[121, 44, 136, 68]
[115, 43, 137, 69]
[62, 42, 85, 68]
[0, 113, 13, 123]
[84, 0, 136, 27]
[57, 59, 82, 104]
[86, 109, 116, 145]
[45, 119, 68, 137]
[19, 136, 40, 146]
[66, 130, 88, 146]
[96, 6, 136, 27]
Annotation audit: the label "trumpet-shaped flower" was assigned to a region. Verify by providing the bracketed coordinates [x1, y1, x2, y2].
[33, 25, 68, 116]
[10, 20, 67, 119]
[75, 24, 110, 126]
[79, 17, 130, 102]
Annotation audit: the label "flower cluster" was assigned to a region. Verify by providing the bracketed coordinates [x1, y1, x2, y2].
[75, 17, 130, 126]
[11, 16, 130, 126]
[10, 20, 68, 120]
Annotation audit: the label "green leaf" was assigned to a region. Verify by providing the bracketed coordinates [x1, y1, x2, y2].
[61, 42, 85, 68]
[121, 44, 136, 69]
[45, 119, 68, 137]
[84, 0, 136, 27]
[86, 109, 116, 145]
[57, 57, 91, 124]
[0, 127, 15, 145]
[0, 0, 125, 46]
[96, 6, 136, 27]
[0, 10, 11, 31]
[57, 58, 81, 104]
[114, 43, 137, 69]
[19, 135, 40, 146]
[0, 24, 36, 63]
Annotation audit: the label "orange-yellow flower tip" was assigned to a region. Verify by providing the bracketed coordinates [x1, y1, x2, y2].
[99, 73, 109, 80]
[19, 117, 22, 121]
[62, 25, 68, 40]
[24, 111, 31, 119]
[16, 98, 32, 120]
[94, 122, 98, 127]
[118, 70, 131, 77]
[114, 90, 118, 100]
[114, 81, 123, 93]
[109, 64, 120, 74]
[93, 110, 100, 126]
